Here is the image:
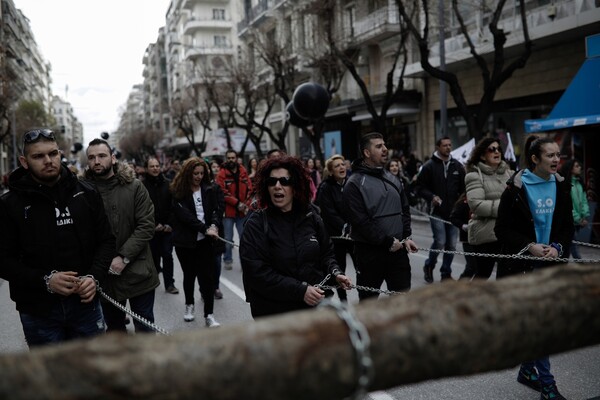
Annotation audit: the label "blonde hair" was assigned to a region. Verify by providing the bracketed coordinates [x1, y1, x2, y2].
[325, 154, 345, 172]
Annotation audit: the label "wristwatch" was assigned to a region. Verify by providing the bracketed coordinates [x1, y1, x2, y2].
[120, 255, 130, 265]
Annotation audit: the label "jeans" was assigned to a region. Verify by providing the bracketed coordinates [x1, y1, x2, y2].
[521, 356, 555, 386]
[150, 231, 175, 289]
[103, 290, 156, 333]
[19, 296, 105, 347]
[425, 216, 458, 277]
[223, 216, 246, 263]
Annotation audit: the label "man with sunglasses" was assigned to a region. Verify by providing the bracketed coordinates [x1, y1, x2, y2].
[0, 128, 116, 347]
[342, 132, 418, 301]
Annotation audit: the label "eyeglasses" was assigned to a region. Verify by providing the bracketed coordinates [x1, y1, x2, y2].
[23, 129, 56, 145]
[487, 146, 502, 153]
[266, 176, 293, 187]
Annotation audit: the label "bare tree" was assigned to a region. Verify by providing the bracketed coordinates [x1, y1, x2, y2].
[170, 86, 210, 157]
[397, 0, 533, 140]
[118, 128, 163, 162]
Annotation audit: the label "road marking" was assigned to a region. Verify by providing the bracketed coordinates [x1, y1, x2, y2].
[369, 391, 395, 400]
[220, 276, 246, 300]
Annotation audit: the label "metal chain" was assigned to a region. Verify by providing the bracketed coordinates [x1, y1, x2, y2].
[419, 247, 600, 264]
[97, 287, 170, 335]
[572, 240, 600, 249]
[410, 206, 454, 225]
[215, 235, 239, 248]
[319, 298, 374, 400]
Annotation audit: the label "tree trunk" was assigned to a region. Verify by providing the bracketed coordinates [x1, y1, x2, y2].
[0, 264, 598, 400]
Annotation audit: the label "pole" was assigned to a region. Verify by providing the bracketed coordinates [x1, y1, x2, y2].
[0, 264, 598, 400]
[438, 0, 447, 137]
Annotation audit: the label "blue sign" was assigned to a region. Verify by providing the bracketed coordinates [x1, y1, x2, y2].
[586, 33, 600, 58]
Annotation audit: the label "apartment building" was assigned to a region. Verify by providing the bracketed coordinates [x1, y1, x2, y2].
[236, 0, 600, 161]
[142, 28, 170, 136]
[51, 95, 83, 160]
[0, 0, 52, 178]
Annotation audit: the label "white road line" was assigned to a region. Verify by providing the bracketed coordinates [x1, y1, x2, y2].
[369, 391, 395, 400]
[220, 276, 246, 300]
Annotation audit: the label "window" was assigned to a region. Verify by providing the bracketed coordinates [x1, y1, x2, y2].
[213, 9, 225, 20]
[214, 35, 227, 47]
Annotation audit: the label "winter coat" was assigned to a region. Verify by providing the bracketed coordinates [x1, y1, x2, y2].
[84, 163, 159, 302]
[143, 173, 173, 228]
[171, 182, 223, 249]
[0, 165, 115, 315]
[570, 177, 590, 225]
[416, 153, 465, 219]
[216, 164, 252, 218]
[494, 170, 573, 276]
[315, 176, 349, 238]
[342, 160, 412, 249]
[240, 205, 339, 318]
[465, 161, 512, 245]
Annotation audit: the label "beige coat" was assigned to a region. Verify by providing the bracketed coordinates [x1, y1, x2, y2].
[465, 161, 512, 245]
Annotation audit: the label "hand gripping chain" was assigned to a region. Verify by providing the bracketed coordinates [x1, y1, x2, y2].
[319, 298, 374, 400]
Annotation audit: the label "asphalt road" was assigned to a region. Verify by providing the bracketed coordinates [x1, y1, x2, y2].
[1, 218, 599, 400]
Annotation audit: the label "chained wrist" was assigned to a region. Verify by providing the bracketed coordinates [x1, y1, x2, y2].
[43, 270, 58, 293]
[550, 242, 563, 257]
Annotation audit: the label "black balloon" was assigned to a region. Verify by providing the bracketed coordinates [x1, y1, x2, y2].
[73, 142, 83, 151]
[292, 82, 330, 120]
[101, 132, 109, 140]
[286, 101, 310, 128]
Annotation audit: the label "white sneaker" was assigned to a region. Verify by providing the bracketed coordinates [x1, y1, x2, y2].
[205, 314, 221, 328]
[184, 304, 195, 322]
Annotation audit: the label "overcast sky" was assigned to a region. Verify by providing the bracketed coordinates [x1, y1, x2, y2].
[15, 0, 171, 144]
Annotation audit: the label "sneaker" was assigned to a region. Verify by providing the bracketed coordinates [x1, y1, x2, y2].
[205, 314, 221, 328]
[517, 368, 541, 392]
[423, 265, 433, 283]
[224, 261, 233, 270]
[166, 285, 180, 294]
[184, 304, 195, 322]
[441, 274, 455, 281]
[540, 384, 566, 400]
[214, 289, 223, 299]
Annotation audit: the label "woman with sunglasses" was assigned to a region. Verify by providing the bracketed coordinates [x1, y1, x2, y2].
[464, 137, 513, 279]
[239, 155, 352, 318]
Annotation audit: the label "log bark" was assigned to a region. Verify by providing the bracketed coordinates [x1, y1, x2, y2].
[0, 264, 599, 400]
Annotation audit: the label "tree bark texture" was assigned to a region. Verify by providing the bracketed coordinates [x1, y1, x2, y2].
[0, 264, 598, 400]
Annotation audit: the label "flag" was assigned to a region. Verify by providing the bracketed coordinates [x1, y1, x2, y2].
[451, 138, 475, 165]
[504, 132, 516, 162]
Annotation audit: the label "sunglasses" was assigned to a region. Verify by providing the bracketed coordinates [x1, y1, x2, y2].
[487, 146, 502, 153]
[23, 129, 56, 145]
[266, 176, 292, 187]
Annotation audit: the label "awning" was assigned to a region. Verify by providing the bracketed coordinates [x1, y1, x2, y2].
[524, 56, 600, 133]
[351, 105, 419, 121]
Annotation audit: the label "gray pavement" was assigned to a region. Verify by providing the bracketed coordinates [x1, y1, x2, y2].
[1, 219, 599, 399]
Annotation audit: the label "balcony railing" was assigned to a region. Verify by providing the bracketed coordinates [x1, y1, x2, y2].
[184, 16, 233, 35]
[237, 0, 286, 34]
[353, 6, 401, 44]
[184, 44, 235, 60]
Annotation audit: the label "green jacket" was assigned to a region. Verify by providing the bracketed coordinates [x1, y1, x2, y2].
[85, 163, 159, 301]
[571, 177, 590, 225]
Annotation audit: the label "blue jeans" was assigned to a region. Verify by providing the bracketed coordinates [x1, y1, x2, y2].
[19, 296, 105, 347]
[521, 356, 555, 386]
[102, 290, 156, 333]
[150, 231, 175, 288]
[425, 216, 458, 277]
[223, 216, 245, 263]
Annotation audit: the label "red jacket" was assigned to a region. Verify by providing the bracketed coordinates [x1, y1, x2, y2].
[216, 164, 253, 218]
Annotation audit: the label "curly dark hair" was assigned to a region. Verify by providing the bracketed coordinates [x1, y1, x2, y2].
[254, 155, 312, 210]
[170, 157, 210, 200]
[466, 137, 503, 168]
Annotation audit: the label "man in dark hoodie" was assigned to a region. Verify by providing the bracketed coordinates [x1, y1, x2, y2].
[85, 138, 159, 333]
[416, 136, 465, 283]
[0, 128, 115, 347]
[342, 132, 418, 301]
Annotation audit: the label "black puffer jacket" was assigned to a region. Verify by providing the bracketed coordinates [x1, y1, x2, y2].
[0, 165, 116, 315]
[342, 160, 412, 249]
[494, 170, 573, 276]
[416, 153, 465, 219]
[240, 205, 339, 318]
[143, 173, 173, 228]
[315, 176, 349, 238]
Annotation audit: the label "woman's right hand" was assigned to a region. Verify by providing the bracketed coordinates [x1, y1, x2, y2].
[304, 286, 325, 306]
[528, 243, 550, 257]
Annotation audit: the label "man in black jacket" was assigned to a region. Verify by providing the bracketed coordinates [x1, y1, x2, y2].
[416, 136, 465, 283]
[0, 128, 115, 347]
[342, 132, 418, 301]
[143, 157, 179, 294]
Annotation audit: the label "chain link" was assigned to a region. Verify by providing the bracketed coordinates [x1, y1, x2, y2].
[97, 287, 170, 335]
[572, 240, 600, 249]
[319, 298, 374, 400]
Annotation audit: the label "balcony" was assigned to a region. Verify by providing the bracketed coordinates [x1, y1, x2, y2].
[184, 16, 234, 35]
[185, 44, 235, 61]
[181, 0, 229, 9]
[353, 6, 401, 45]
[237, 0, 285, 35]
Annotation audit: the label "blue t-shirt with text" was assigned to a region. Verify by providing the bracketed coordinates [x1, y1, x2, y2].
[522, 169, 556, 245]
